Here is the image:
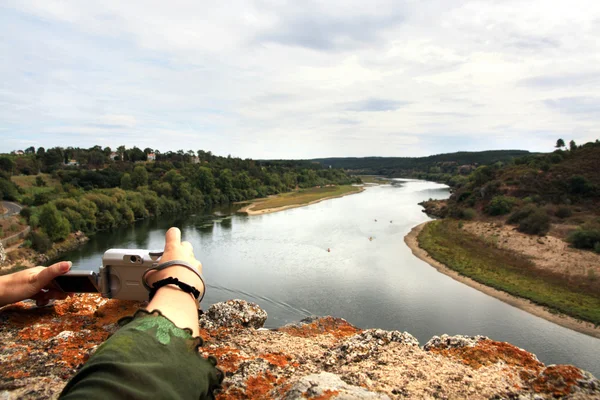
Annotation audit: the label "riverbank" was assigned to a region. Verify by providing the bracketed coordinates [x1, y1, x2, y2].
[405, 221, 600, 339]
[1, 297, 598, 399]
[238, 185, 364, 216]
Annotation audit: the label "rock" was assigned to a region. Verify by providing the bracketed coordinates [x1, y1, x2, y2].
[52, 331, 75, 341]
[423, 334, 488, 351]
[199, 299, 267, 329]
[0, 241, 6, 266]
[0, 376, 66, 400]
[326, 329, 418, 365]
[284, 372, 391, 399]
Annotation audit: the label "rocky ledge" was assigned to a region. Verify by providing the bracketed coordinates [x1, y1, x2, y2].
[1, 296, 598, 399]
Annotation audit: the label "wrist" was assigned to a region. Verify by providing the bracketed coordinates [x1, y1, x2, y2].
[147, 266, 205, 296]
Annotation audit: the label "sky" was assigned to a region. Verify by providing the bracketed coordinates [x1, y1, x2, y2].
[1, 0, 599, 159]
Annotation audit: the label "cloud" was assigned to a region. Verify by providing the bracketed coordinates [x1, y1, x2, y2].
[1, 0, 599, 158]
[520, 72, 600, 88]
[254, 2, 405, 51]
[544, 97, 600, 115]
[344, 98, 411, 112]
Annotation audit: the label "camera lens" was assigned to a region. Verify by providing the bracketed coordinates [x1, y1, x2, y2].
[130, 256, 137, 263]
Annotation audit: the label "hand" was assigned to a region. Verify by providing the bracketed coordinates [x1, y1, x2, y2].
[146, 227, 204, 293]
[146, 228, 204, 336]
[0, 261, 72, 307]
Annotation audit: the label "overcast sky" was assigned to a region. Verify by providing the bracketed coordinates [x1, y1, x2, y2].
[1, 1, 599, 158]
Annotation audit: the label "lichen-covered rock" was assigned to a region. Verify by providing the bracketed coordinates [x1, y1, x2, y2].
[199, 299, 267, 329]
[325, 329, 419, 365]
[0, 241, 7, 265]
[284, 372, 391, 399]
[278, 316, 360, 338]
[424, 334, 488, 351]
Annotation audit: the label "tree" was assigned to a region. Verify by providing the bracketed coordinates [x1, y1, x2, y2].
[569, 140, 577, 152]
[39, 204, 71, 241]
[25, 146, 35, 154]
[121, 173, 133, 190]
[555, 138, 565, 149]
[196, 167, 215, 194]
[131, 165, 148, 188]
[36, 147, 46, 157]
[0, 157, 15, 174]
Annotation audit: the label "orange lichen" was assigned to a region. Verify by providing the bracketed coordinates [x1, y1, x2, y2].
[429, 339, 543, 372]
[260, 352, 291, 368]
[530, 365, 584, 397]
[278, 317, 361, 338]
[244, 372, 277, 399]
[1, 294, 143, 378]
[203, 347, 247, 373]
[312, 389, 340, 400]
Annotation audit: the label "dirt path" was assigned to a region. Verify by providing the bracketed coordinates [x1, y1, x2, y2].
[239, 187, 365, 216]
[404, 222, 600, 339]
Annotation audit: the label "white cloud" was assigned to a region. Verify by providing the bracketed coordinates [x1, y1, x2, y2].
[1, 0, 599, 157]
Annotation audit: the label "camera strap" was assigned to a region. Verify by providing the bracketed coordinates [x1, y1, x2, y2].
[148, 277, 201, 302]
[142, 260, 206, 303]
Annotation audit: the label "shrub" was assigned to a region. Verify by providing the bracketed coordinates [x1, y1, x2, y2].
[568, 229, 600, 250]
[29, 231, 52, 253]
[39, 204, 70, 241]
[9, 223, 19, 232]
[595, 242, 600, 254]
[486, 196, 517, 216]
[555, 206, 572, 219]
[35, 176, 46, 187]
[20, 206, 32, 221]
[507, 204, 537, 224]
[569, 176, 594, 195]
[518, 210, 551, 236]
[461, 208, 477, 220]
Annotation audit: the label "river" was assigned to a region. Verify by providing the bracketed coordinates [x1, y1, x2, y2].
[60, 180, 600, 377]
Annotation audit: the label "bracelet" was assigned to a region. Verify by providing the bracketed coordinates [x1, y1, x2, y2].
[149, 277, 201, 302]
[142, 259, 206, 303]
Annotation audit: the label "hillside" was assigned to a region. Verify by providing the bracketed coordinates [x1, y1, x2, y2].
[415, 141, 600, 327]
[311, 150, 531, 176]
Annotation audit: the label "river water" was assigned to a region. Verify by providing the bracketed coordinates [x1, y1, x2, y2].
[60, 180, 600, 376]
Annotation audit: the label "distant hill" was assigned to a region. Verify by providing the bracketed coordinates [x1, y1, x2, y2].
[311, 150, 531, 176]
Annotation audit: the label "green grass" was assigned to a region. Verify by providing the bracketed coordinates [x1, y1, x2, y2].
[357, 175, 389, 184]
[418, 220, 600, 325]
[251, 185, 361, 211]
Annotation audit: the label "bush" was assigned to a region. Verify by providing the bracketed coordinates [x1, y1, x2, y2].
[555, 206, 572, 219]
[29, 231, 52, 253]
[568, 229, 600, 250]
[20, 206, 32, 221]
[507, 204, 537, 224]
[0, 178, 19, 201]
[486, 196, 517, 216]
[461, 208, 477, 220]
[518, 210, 551, 236]
[595, 242, 600, 254]
[569, 176, 594, 195]
[39, 204, 70, 241]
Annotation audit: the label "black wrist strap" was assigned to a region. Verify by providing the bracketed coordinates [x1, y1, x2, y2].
[149, 277, 201, 302]
[142, 259, 206, 303]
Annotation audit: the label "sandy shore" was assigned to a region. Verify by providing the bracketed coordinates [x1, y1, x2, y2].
[238, 187, 365, 216]
[404, 222, 600, 339]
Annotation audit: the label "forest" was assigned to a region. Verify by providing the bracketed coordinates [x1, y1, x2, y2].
[0, 146, 359, 250]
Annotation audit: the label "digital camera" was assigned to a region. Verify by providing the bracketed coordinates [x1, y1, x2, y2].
[52, 249, 164, 301]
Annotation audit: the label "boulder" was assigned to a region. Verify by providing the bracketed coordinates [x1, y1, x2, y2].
[284, 372, 390, 399]
[199, 299, 267, 329]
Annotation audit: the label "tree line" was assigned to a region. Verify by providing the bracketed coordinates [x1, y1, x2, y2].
[0, 146, 359, 250]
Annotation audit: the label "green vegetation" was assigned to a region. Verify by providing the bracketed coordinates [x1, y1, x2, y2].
[568, 228, 600, 251]
[419, 220, 600, 325]
[249, 185, 361, 212]
[1, 145, 360, 248]
[485, 195, 517, 216]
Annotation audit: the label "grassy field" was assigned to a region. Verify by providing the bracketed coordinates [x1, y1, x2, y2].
[250, 185, 362, 211]
[357, 175, 389, 184]
[418, 220, 600, 325]
[11, 174, 60, 199]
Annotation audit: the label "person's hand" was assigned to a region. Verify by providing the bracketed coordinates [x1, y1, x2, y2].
[0, 261, 72, 307]
[146, 227, 204, 293]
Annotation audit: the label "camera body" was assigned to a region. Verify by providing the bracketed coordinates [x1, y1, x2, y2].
[53, 249, 163, 301]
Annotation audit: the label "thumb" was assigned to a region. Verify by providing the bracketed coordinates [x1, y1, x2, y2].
[33, 261, 72, 289]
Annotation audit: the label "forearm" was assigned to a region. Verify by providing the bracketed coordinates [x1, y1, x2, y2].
[0, 274, 8, 307]
[145, 266, 205, 337]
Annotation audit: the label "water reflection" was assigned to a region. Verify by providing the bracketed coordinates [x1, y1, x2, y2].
[58, 181, 600, 377]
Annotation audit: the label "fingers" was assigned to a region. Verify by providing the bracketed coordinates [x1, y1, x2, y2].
[32, 261, 72, 289]
[165, 227, 182, 250]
